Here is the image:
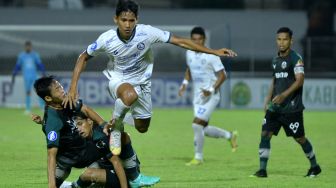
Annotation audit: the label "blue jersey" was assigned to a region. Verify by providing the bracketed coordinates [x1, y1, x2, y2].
[13, 51, 45, 79]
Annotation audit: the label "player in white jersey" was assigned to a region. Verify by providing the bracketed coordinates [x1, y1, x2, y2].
[179, 27, 238, 166]
[63, 0, 237, 156]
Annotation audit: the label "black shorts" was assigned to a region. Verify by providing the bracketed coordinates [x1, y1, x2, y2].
[262, 110, 305, 138]
[57, 141, 102, 170]
[105, 169, 120, 188]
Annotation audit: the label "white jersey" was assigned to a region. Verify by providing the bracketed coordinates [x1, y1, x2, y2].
[87, 24, 171, 86]
[186, 50, 225, 94]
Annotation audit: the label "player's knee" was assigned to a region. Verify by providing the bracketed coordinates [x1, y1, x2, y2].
[118, 83, 138, 106]
[136, 126, 148, 133]
[80, 168, 97, 182]
[295, 137, 306, 144]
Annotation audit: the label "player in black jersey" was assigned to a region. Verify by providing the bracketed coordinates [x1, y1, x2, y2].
[251, 27, 321, 178]
[33, 76, 127, 188]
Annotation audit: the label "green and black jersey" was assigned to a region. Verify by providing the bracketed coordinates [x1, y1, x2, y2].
[268, 50, 305, 113]
[42, 100, 87, 158]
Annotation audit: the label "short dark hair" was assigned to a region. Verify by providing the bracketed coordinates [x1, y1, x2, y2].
[34, 76, 54, 100]
[190, 26, 206, 38]
[277, 27, 293, 38]
[25, 40, 32, 46]
[116, 0, 139, 17]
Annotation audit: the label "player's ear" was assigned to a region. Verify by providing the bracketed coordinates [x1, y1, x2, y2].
[113, 16, 118, 24]
[44, 96, 52, 102]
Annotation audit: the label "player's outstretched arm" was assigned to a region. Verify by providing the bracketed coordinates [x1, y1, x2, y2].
[169, 35, 237, 57]
[81, 105, 106, 125]
[109, 155, 128, 188]
[62, 51, 92, 109]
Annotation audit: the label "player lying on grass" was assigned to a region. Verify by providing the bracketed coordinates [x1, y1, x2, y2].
[33, 76, 127, 188]
[32, 112, 160, 188]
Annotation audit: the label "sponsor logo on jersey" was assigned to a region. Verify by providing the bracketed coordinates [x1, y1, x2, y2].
[136, 32, 147, 37]
[281, 61, 287, 69]
[90, 41, 97, 51]
[137, 42, 145, 50]
[47, 131, 57, 141]
[275, 72, 288, 78]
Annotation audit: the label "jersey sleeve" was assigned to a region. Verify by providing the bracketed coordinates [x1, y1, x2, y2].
[293, 55, 304, 74]
[13, 54, 23, 75]
[34, 53, 46, 74]
[87, 32, 107, 57]
[210, 55, 225, 72]
[146, 25, 171, 44]
[45, 111, 63, 148]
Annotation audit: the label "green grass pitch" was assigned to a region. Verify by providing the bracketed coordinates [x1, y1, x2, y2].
[0, 107, 335, 188]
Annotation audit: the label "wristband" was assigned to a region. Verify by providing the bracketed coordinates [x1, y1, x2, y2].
[182, 79, 189, 85]
[209, 87, 215, 94]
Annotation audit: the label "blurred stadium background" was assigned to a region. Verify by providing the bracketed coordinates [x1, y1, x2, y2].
[0, 1, 336, 187]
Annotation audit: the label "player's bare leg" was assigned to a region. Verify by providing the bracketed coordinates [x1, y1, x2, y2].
[134, 118, 151, 133]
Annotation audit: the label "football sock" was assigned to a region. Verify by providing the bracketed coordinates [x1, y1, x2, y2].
[204, 125, 231, 139]
[192, 123, 204, 160]
[113, 98, 130, 131]
[26, 95, 31, 112]
[119, 142, 140, 181]
[123, 113, 135, 127]
[259, 135, 271, 170]
[300, 139, 317, 167]
[75, 177, 91, 187]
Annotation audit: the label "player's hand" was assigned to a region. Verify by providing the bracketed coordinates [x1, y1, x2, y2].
[178, 84, 186, 96]
[215, 48, 237, 57]
[272, 93, 286, 105]
[31, 113, 43, 125]
[201, 87, 215, 97]
[62, 88, 78, 109]
[103, 119, 115, 135]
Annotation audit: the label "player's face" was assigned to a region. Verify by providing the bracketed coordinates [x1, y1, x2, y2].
[25, 44, 32, 53]
[49, 81, 66, 103]
[114, 11, 138, 40]
[75, 118, 93, 138]
[276, 32, 292, 53]
[191, 34, 205, 46]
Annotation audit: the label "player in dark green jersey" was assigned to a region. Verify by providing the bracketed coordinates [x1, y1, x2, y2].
[32, 109, 160, 188]
[251, 27, 321, 178]
[33, 76, 127, 188]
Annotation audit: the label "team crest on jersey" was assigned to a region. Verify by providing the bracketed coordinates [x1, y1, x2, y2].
[90, 41, 97, 50]
[137, 42, 145, 50]
[281, 61, 287, 69]
[47, 131, 57, 141]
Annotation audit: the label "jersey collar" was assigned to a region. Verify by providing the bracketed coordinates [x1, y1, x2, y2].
[116, 25, 137, 44]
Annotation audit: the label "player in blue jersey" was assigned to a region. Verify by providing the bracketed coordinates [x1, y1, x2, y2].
[12, 41, 46, 114]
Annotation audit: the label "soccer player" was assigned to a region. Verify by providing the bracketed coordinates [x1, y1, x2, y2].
[178, 27, 238, 166]
[12, 41, 46, 114]
[251, 27, 321, 178]
[33, 76, 128, 188]
[33, 112, 160, 188]
[62, 0, 237, 156]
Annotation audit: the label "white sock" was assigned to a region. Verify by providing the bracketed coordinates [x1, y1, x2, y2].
[113, 98, 130, 119]
[192, 123, 204, 160]
[123, 113, 135, 127]
[204, 125, 231, 140]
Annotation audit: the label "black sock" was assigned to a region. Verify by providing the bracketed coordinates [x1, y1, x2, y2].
[259, 136, 271, 170]
[75, 177, 92, 188]
[300, 139, 317, 167]
[120, 142, 140, 181]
